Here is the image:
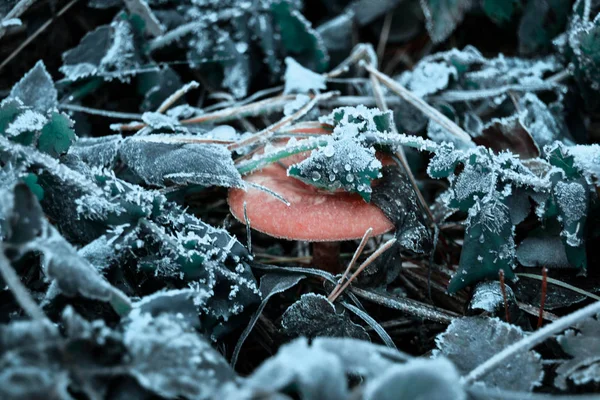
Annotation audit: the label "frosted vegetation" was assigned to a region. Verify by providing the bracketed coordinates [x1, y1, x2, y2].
[1, 0, 600, 398]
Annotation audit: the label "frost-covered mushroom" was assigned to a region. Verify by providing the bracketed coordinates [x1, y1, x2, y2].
[228, 161, 394, 272]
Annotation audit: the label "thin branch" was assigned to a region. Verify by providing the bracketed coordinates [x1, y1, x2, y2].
[156, 81, 200, 114]
[376, 12, 393, 64]
[363, 63, 473, 145]
[584, 0, 592, 22]
[463, 300, 600, 385]
[227, 91, 337, 151]
[59, 103, 143, 120]
[0, 248, 47, 321]
[0, 0, 79, 73]
[328, 227, 373, 301]
[329, 238, 396, 303]
[517, 273, 600, 302]
[149, 21, 204, 51]
[0, 0, 36, 40]
[350, 286, 459, 324]
[115, 94, 295, 131]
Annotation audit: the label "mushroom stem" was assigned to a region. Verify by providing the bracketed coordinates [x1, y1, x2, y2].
[312, 242, 341, 274]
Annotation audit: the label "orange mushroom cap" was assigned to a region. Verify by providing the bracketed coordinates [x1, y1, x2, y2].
[228, 161, 394, 242]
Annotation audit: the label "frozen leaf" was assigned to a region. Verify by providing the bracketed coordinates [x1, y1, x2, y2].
[61, 19, 142, 82]
[243, 337, 348, 400]
[371, 165, 431, 254]
[420, 0, 472, 43]
[398, 60, 457, 97]
[519, 94, 569, 150]
[37, 112, 77, 158]
[271, 0, 329, 72]
[519, 0, 570, 55]
[8, 61, 57, 113]
[517, 231, 570, 268]
[449, 197, 516, 293]
[5, 109, 47, 137]
[281, 293, 369, 340]
[468, 281, 517, 317]
[138, 66, 183, 111]
[69, 134, 123, 168]
[123, 312, 236, 400]
[232, 273, 306, 367]
[316, 12, 353, 53]
[283, 57, 326, 94]
[434, 317, 544, 391]
[555, 314, 600, 389]
[362, 357, 465, 400]
[482, 0, 520, 25]
[118, 135, 243, 188]
[478, 116, 539, 159]
[140, 111, 182, 131]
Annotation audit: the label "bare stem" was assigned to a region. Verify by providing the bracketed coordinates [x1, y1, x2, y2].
[328, 227, 373, 301]
[329, 238, 396, 302]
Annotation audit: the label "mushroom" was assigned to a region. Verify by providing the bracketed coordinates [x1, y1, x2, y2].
[228, 159, 394, 273]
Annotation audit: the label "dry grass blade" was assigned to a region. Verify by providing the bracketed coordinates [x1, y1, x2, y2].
[0, 0, 80, 73]
[0, 0, 37, 40]
[328, 227, 373, 301]
[329, 237, 396, 303]
[517, 273, 600, 302]
[364, 63, 473, 144]
[156, 81, 200, 114]
[115, 94, 295, 132]
[227, 91, 338, 151]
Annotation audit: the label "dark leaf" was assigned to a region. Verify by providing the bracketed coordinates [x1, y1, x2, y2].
[8, 61, 57, 113]
[434, 316, 544, 391]
[420, 0, 472, 43]
[281, 293, 369, 340]
[119, 136, 243, 188]
[477, 116, 539, 159]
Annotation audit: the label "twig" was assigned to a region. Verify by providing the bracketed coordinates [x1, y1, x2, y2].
[116, 94, 296, 131]
[227, 91, 337, 151]
[243, 201, 252, 254]
[148, 21, 204, 51]
[328, 227, 373, 301]
[517, 301, 558, 322]
[350, 286, 459, 324]
[499, 270, 511, 323]
[363, 63, 473, 145]
[329, 238, 396, 302]
[59, 103, 143, 120]
[376, 12, 393, 64]
[0, 0, 79, 73]
[537, 268, 548, 329]
[463, 300, 600, 385]
[0, 0, 36, 40]
[0, 247, 47, 321]
[517, 273, 600, 302]
[583, 0, 592, 22]
[156, 81, 200, 114]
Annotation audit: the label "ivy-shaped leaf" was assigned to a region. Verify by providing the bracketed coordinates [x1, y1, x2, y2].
[448, 196, 516, 293]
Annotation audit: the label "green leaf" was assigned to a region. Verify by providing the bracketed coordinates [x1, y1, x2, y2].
[271, 0, 329, 72]
[420, 0, 472, 43]
[38, 112, 77, 158]
[448, 197, 516, 293]
[518, 0, 570, 55]
[482, 0, 520, 25]
[0, 99, 23, 134]
[22, 173, 44, 201]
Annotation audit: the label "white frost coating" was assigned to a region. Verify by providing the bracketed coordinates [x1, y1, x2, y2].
[283, 94, 310, 116]
[570, 143, 600, 180]
[141, 112, 182, 131]
[283, 57, 326, 94]
[5, 110, 47, 136]
[554, 181, 586, 226]
[398, 61, 457, 97]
